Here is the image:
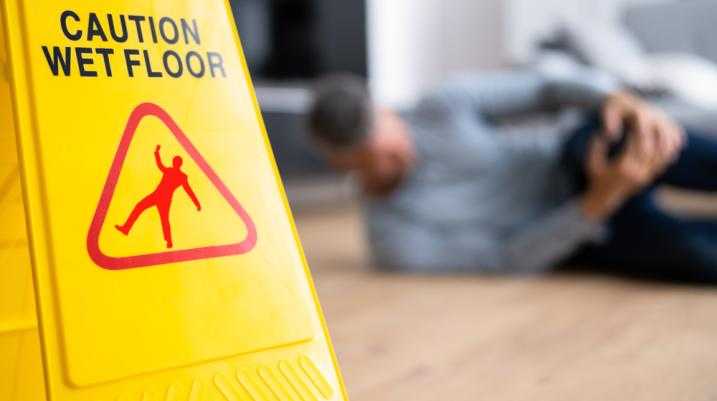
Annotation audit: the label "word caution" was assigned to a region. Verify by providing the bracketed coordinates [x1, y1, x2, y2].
[41, 11, 228, 79]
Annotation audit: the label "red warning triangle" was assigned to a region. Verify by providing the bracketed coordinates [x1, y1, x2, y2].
[87, 103, 257, 270]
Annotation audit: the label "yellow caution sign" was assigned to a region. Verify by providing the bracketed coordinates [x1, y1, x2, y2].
[1, 1, 348, 400]
[0, 18, 46, 399]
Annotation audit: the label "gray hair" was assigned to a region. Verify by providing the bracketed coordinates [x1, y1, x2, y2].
[308, 74, 373, 150]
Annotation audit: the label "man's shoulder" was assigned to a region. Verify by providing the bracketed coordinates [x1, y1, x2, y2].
[411, 89, 465, 123]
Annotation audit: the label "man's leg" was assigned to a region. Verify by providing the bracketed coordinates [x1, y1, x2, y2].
[158, 204, 173, 248]
[570, 194, 717, 283]
[116, 194, 155, 235]
[562, 118, 717, 192]
[561, 118, 717, 282]
[657, 129, 717, 191]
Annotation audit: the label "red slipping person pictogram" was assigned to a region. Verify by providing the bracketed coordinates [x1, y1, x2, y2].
[88, 102, 257, 270]
[115, 145, 201, 248]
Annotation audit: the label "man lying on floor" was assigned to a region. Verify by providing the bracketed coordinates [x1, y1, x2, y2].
[308, 70, 717, 283]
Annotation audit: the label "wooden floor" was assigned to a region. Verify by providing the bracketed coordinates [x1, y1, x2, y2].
[294, 201, 717, 401]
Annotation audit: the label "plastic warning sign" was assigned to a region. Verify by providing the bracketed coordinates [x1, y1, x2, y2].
[0, 21, 46, 399]
[1, 1, 347, 400]
[87, 102, 258, 269]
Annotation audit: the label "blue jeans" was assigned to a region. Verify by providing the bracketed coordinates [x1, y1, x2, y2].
[562, 118, 717, 283]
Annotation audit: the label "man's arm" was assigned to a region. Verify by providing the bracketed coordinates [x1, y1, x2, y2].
[502, 99, 684, 273]
[154, 145, 167, 171]
[501, 200, 605, 273]
[432, 68, 619, 120]
[182, 180, 201, 211]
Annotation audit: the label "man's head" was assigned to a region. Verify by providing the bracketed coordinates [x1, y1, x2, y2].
[308, 74, 416, 195]
[173, 156, 183, 168]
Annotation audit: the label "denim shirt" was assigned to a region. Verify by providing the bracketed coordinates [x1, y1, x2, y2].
[366, 70, 616, 273]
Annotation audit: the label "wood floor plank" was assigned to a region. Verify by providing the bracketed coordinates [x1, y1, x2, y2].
[294, 202, 717, 401]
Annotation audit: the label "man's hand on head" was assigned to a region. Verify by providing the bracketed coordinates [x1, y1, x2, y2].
[361, 110, 416, 197]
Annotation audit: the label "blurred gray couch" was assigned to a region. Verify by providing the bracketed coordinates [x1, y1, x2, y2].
[531, 0, 717, 133]
[625, 1, 717, 63]
[624, 0, 717, 132]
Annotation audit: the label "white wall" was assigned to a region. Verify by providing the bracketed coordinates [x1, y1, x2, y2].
[367, 0, 504, 107]
[367, 0, 669, 107]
